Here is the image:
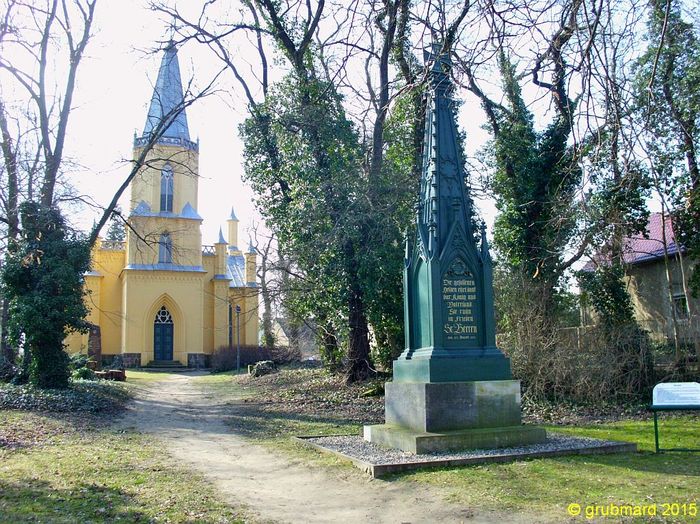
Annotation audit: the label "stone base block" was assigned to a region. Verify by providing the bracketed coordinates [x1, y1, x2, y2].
[364, 423, 547, 454]
[385, 380, 522, 433]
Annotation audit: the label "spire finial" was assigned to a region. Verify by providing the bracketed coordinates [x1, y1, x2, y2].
[229, 207, 238, 221]
[423, 40, 452, 92]
[167, 14, 176, 45]
[218, 227, 226, 244]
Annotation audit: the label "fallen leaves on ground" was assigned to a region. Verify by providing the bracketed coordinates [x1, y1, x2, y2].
[235, 364, 385, 426]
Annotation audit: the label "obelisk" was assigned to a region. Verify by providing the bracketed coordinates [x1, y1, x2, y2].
[364, 46, 546, 454]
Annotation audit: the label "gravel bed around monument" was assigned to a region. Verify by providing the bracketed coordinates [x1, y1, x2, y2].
[302, 433, 634, 468]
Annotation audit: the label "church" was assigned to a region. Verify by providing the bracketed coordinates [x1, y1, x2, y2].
[66, 45, 259, 367]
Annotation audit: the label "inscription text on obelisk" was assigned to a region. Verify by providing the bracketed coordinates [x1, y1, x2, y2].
[442, 259, 478, 343]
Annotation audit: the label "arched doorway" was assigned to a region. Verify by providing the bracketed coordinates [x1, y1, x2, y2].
[154, 305, 174, 361]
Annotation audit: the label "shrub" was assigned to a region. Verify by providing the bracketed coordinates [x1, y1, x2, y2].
[0, 359, 19, 383]
[496, 270, 654, 402]
[71, 366, 96, 381]
[210, 345, 301, 372]
[0, 380, 129, 413]
[69, 353, 91, 371]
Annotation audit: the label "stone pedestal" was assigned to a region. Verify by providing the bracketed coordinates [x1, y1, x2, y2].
[87, 324, 102, 371]
[364, 379, 546, 454]
[386, 380, 522, 431]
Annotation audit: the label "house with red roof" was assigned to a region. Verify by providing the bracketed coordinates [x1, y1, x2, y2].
[583, 213, 698, 347]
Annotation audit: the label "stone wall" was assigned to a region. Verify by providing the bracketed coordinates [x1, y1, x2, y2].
[102, 353, 141, 369]
[188, 353, 210, 369]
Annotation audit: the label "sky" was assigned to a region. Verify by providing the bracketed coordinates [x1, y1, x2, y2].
[62, 0, 498, 247]
[66, 0, 258, 246]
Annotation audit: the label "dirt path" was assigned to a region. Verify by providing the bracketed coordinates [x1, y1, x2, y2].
[119, 372, 515, 524]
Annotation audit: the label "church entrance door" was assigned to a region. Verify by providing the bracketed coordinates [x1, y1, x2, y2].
[154, 306, 174, 360]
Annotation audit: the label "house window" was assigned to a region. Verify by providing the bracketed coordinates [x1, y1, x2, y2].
[158, 233, 172, 263]
[673, 293, 689, 320]
[160, 164, 174, 212]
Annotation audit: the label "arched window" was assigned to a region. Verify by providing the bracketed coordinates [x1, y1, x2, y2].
[160, 164, 174, 212]
[155, 306, 173, 324]
[158, 233, 172, 263]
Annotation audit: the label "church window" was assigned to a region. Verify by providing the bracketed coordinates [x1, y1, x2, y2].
[160, 164, 174, 212]
[155, 306, 173, 324]
[158, 233, 172, 263]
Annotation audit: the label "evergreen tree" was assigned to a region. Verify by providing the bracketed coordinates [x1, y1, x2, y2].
[104, 207, 125, 242]
[241, 73, 368, 376]
[489, 54, 580, 307]
[2, 202, 91, 388]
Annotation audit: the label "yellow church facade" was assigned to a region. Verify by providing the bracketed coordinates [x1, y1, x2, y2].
[66, 45, 258, 367]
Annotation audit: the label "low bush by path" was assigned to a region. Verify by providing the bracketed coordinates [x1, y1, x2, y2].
[0, 380, 130, 414]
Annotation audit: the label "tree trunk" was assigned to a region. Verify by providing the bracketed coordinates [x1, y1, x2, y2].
[258, 245, 275, 350]
[344, 240, 371, 383]
[1, 297, 13, 364]
[320, 321, 340, 369]
[346, 284, 371, 383]
[0, 99, 19, 365]
[261, 287, 275, 350]
[660, 209, 683, 368]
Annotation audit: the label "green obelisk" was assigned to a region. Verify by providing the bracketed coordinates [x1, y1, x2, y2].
[364, 46, 546, 454]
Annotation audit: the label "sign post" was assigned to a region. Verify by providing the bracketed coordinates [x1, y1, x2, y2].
[651, 382, 700, 453]
[236, 304, 241, 373]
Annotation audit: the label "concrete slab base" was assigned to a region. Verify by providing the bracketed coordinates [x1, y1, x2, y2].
[295, 434, 638, 478]
[364, 423, 547, 454]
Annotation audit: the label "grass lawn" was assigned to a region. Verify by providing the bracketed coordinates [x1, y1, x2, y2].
[401, 418, 699, 521]
[0, 377, 247, 523]
[124, 369, 178, 385]
[199, 368, 700, 522]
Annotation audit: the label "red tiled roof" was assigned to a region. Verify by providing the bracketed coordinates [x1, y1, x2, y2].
[584, 213, 682, 270]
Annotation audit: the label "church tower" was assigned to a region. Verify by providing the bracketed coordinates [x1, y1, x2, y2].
[121, 43, 206, 363]
[65, 43, 259, 367]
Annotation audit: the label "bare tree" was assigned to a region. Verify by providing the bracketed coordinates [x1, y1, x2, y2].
[0, 0, 96, 366]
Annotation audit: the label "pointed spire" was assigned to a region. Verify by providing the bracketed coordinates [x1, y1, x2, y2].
[218, 227, 226, 244]
[229, 206, 238, 221]
[142, 43, 190, 142]
[417, 42, 475, 253]
[423, 42, 452, 93]
[480, 221, 491, 260]
[246, 236, 256, 255]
